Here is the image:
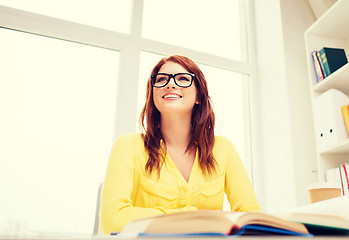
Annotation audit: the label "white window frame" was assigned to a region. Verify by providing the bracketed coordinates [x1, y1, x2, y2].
[0, 0, 263, 197]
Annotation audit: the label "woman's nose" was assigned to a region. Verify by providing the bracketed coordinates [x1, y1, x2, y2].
[166, 77, 177, 89]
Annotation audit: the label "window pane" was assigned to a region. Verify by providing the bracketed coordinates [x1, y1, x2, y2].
[198, 65, 251, 170]
[142, 0, 245, 60]
[0, 28, 119, 237]
[0, 0, 132, 33]
[137, 51, 165, 131]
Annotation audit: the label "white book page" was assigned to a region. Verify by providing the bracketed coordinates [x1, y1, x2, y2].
[292, 196, 349, 219]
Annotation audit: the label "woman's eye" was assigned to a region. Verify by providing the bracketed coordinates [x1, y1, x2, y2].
[178, 76, 190, 81]
[156, 77, 167, 82]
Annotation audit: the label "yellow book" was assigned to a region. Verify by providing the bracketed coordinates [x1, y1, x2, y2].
[342, 105, 349, 135]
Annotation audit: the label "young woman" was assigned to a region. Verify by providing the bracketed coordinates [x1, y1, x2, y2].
[100, 55, 261, 234]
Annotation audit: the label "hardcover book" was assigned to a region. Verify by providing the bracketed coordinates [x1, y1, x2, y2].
[318, 47, 348, 76]
[287, 196, 349, 235]
[312, 50, 325, 82]
[317, 51, 328, 78]
[117, 210, 310, 237]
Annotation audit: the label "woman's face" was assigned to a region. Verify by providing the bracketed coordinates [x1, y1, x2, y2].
[153, 62, 198, 117]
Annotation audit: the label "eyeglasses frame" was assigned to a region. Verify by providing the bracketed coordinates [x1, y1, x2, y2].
[151, 73, 196, 88]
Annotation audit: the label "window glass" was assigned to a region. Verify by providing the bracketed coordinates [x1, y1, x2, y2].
[0, 0, 132, 33]
[198, 64, 251, 167]
[137, 51, 165, 131]
[142, 0, 245, 60]
[0, 28, 119, 237]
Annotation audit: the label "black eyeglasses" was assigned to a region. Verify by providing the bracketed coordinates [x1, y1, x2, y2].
[151, 73, 195, 88]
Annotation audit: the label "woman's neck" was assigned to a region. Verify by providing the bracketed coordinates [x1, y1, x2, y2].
[160, 114, 192, 152]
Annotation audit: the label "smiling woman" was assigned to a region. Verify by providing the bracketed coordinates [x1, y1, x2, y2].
[100, 55, 261, 234]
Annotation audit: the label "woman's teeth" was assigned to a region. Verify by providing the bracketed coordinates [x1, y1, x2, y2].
[163, 94, 181, 99]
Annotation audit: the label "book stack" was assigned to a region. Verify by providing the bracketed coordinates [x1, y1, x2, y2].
[311, 47, 348, 82]
[116, 199, 349, 237]
[287, 196, 349, 235]
[326, 163, 349, 196]
[117, 210, 311, 237]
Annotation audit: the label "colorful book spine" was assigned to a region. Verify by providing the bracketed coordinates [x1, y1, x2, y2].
[342, 105, 349, 135]
[317, 51, 328, 78]
[340, 164, 349, 196]
[343, 163, 349, 192]
[326, 164, 349, 196]
[318, 47, 348, 76]
[311, 51, 324, 82]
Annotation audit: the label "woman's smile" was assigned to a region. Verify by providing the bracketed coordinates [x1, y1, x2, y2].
[162, 92, 183, 100]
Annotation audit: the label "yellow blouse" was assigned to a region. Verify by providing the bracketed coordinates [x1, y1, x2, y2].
[100, 133, 261, 234]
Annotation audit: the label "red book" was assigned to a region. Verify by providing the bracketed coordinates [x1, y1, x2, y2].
[311, 51, 325, 82]
[342, 163, 349, 192]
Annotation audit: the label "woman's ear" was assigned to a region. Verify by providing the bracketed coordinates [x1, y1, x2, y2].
[195, 95, 200, 104]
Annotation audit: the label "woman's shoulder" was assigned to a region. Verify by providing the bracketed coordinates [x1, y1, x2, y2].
[214, 135, 233, 146]
[213, 135, 238, 154]
[114, 132, 144, 147]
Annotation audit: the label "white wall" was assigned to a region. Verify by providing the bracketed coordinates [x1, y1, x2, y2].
[279, 0, 318, 207]
[253, 0, 317, 213]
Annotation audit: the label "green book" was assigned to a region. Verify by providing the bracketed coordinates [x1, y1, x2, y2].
[318, 47, 348, 76]
[287, 196, 349, 236]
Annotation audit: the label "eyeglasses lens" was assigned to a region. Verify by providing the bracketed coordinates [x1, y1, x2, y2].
[153, 74, 193, 88]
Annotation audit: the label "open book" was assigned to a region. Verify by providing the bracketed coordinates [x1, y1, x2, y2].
[117, 210, 310, 237]
[286, 196, 349, 235]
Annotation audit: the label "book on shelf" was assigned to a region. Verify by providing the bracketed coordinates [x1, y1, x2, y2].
[326, 167, 344, 195]
[341, 163, 349, 195]
[342, 105, 349, 135]
[318, 47, 348, 77]
[317, 51, 328, 78]
[116, 210, 311, 237]
[286, 196, 349, 235]
[326, 163, 349, 196]
[311, 50, 325, 82]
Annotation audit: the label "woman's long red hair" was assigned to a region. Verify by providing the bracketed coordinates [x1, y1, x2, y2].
[140, 55, 216, 175]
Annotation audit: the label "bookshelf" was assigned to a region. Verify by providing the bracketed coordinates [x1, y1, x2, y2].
[312, 63, 349, 94]
[304, 0, 349, 182]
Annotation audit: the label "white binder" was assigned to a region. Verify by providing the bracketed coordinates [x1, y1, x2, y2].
[313, 89, 349, 151]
